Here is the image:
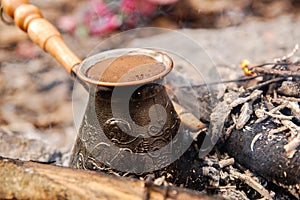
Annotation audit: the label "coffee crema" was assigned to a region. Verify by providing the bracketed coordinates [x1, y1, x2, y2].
[86, 55, 166, 83]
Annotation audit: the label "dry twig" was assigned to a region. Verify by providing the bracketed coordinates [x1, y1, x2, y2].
[218, 158, 235, 168]
[246, 77, 286, 92]
[273, 98, 300, 122]
[284, 134, 300, 158]
[250, 133, 262, 152]
[172, 101, 206, 132]
[254, 102, 288, 124]
[281, 120, 300, 138]
[252, 68, 300, 77]
[229, 168, 273, 200]
[268, 126, 289, 135]
[274, 44, 299, 63]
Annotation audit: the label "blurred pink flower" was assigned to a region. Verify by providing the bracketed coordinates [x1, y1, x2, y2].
[92, 0, 110, 15]
[77, 0, 179, 35]
[57, 16, 77, 33]
[121, 0, 157, 16]
[86, 13, 121, 35]
[120, 0, 135, 14]
[135, 0, 157, 16]
[83, 0, 121, 35]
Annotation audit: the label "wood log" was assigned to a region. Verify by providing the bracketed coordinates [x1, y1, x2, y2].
[225, 121, 300, 185]
[0, 156, 216, 200]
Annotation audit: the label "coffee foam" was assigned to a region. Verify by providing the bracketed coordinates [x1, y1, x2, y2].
[87, 55, 166, 83]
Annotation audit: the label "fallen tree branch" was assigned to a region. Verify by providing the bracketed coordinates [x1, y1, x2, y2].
[0, 156, 214, 200]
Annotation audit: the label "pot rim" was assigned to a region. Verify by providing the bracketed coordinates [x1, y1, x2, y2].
[77, 48, 173, 87]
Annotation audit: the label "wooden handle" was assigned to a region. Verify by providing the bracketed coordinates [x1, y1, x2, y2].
[1, 0, 82, 73]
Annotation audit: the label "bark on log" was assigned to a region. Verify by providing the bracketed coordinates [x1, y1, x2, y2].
[225, 122, 300, 185]
[0, 156, 216, 200]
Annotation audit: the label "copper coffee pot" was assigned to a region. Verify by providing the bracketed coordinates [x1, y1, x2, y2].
[1, 0, 204, 174]
[69, 48, 180, 174]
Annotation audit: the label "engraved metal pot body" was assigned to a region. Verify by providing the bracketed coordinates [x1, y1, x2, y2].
[69, 48, 180, 174]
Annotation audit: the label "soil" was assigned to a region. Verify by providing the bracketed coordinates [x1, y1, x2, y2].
[0, 1, 299, 200]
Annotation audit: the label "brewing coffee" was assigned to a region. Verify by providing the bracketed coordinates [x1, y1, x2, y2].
[86, 55, 166, 83]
